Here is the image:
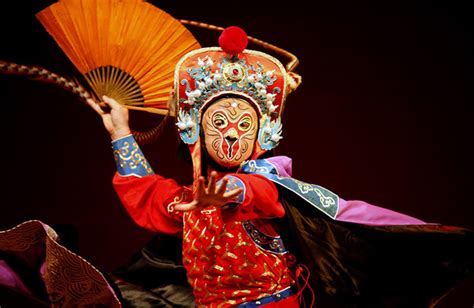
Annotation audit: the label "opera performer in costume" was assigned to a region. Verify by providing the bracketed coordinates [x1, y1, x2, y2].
[85, 27, 473, 307]
[0, 3, 472, 305]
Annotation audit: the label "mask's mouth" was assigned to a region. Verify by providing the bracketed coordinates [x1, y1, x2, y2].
[225, 135, 237, 159]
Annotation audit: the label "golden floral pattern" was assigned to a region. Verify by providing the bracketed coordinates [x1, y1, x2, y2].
[112, 135, 153, 177]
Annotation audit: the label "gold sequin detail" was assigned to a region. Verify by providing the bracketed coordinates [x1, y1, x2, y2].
[213, 265, 224, 272]
[187, 238, 199, 254]
[238, 252, 256, 271]
[234, 232, 250, 249]
[191, 220, 201, 234]
[189, 266, 199, 276]
[193, 278, 203, 292]
[183, 256, 192, 265]
[209, 221, 220, 230]
[232, 289, 251, 296]
[249, 274, 264, 286]
[217, 276, 224, 287]
[224, 251, 238, 260]
[208, 236, 216, 249]
[226, 300, 237, 306]
[203, 283, 218, 300]
[223, 243, 238, 260]
[262, 263, 276, 278]
[199, 226, 209, 240]
[184, 228, 192, 243]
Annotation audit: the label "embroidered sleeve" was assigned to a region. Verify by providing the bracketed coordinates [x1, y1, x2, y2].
[221, 174, 284, 222]
[111, 134, 154, 177]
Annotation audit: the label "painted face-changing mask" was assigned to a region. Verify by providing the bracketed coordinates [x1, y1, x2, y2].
[201, 97, 258, 168]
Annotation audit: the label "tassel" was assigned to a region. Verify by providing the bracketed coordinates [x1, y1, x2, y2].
[295, 264, 315, 308]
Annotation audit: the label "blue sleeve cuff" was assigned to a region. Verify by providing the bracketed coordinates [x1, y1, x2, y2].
[111, 135, 154, 177]
[219, 175, 246, 210]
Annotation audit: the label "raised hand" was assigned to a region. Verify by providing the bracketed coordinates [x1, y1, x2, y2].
[174, 172, 243, 212]
[86, 95, 131, 140]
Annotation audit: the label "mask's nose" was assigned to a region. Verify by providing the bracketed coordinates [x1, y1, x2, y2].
[224, 128, 238, 142]
[224, 128, 238, 158]
[225, 135, 237, 143]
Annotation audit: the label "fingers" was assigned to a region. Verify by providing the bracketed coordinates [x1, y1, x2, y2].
[178, 174, 243, 212]
[86, 98, 105, 115]
[208, 171, 217, 193]
[102, 95, 122, 109]
[223, 188, 243, 199]
[197, 176, 206, 197]
[167, 89, 177, 115]
[216, 177, 228, 195]
[174, 200, 198, 212]
[86, 96, 122, 115]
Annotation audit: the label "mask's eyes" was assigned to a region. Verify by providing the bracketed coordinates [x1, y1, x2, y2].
[212, 113, 228, 129]
[238, 116, 252, 131]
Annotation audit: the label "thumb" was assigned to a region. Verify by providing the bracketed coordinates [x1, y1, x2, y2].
[174, 200, 198, 212]
[102, 95, 123, 109]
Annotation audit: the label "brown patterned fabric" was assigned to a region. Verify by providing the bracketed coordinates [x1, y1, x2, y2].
[0, 220, 122, 307]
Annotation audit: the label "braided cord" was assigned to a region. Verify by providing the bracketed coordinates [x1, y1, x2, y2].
[0, 60, 164, 145]
[0, 60, 91, 101]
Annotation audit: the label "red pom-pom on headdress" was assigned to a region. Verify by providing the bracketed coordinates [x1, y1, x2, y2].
[218, 26, 248, 55]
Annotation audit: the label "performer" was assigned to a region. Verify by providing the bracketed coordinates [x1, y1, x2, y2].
[85, 26, 311, 307]
[0, 1, 471, 305]
[0, 23, 471, 308]
[86, 27, 474, 307]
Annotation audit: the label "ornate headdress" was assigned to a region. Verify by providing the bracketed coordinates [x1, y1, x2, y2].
[173, 26, 301, 180]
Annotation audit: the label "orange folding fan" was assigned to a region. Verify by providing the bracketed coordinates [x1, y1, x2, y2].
[36, 0, 201, 115]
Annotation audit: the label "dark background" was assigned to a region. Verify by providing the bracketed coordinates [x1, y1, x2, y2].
[0, 0, 472, 306]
